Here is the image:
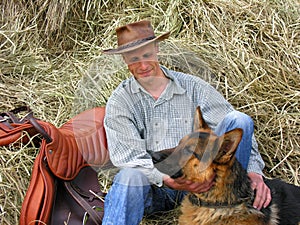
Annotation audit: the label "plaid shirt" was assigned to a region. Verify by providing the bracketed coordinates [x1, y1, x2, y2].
[104, 66, 265, 186]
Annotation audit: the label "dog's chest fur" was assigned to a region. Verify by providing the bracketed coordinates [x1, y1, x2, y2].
[178, 161, 279, 225]
[179, 197, 278, 225]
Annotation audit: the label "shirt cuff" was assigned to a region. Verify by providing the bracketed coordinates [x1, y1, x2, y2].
[137, 166, 166, 187]
[247, 164, 265, 176]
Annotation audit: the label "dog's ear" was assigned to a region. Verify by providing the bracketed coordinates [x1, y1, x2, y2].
[193, 106, 209, 131]
[215, 128, 243, 164]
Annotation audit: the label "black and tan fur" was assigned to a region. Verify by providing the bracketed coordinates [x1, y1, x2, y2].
[151, 106, 300, 225]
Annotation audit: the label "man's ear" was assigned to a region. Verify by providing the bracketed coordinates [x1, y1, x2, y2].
[122, 54, 129, 65]
[155, 42, 159, 53]
[193, 106, 209, 131]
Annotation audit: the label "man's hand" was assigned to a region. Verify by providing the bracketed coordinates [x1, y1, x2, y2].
[163, 175, 215, 193]
[248, 172, 272, 210]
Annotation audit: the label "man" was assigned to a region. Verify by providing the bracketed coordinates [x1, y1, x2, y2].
[102, 20, 271, 225]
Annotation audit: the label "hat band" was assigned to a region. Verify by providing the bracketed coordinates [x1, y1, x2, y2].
[117, 36, 156, 52]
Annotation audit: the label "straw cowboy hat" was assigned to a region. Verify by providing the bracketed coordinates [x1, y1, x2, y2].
[103, 20, 170, 54]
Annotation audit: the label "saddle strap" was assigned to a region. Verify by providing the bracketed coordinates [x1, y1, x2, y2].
[64, 181, 102, 225]
[1, 106, 29, 124]
[0, 106, 52, 146]
[26, 111, 52, 143]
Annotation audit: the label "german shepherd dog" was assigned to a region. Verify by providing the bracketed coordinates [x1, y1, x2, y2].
[151, 106, 300, 225]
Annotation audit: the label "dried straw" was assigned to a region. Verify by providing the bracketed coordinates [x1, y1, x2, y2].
[0, 0, 299, 224]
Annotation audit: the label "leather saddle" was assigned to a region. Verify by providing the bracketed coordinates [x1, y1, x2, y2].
[0, 106, 111, 224]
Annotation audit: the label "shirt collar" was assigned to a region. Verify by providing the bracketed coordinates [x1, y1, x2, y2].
[130, 65, 186, 97]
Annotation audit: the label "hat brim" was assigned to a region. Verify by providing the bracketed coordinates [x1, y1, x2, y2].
[103, 31, 170, 55]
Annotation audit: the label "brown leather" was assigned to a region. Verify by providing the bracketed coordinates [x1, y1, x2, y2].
[19, 141, 55, 225]
[0, 106, 110, 225]
[43, 107, 110, 180]
[0, 120, 40, 146]
[51, 167, 105, 225]
[1, 107, 110, 179]
[103, 20, 170, 54]
[0, 106, 47, 146]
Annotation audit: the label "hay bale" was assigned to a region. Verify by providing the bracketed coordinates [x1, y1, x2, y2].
[0, 0, 299, 224]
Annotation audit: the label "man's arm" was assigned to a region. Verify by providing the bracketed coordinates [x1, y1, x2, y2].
[248, 172, 272, 210]
[247, 135, 265, 175]
[247, 135, 271, 210]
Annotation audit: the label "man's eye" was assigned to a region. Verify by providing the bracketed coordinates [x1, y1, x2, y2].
[143, 53, 152, 58]
[130, 57, 139, 62]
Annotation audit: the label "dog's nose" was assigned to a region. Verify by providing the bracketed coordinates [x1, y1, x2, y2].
[171, 170, 184, 179]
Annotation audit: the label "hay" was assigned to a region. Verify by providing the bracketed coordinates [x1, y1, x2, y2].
[0, 0, 299, 224]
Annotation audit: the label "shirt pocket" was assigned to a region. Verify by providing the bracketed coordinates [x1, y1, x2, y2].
[146, 116, 193, 151]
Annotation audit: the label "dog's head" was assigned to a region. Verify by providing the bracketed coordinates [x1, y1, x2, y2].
[152, 106, 243, 183]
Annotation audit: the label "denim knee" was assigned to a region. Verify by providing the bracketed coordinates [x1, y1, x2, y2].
[226, 111, 253, 129]
[103, 168, 151, 225]
[114, 168, 150, 187]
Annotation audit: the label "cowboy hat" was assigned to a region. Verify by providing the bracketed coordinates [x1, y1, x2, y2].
[103, 20, 170, 54]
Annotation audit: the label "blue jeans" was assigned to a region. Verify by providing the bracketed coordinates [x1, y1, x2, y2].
[102, 111, 253, 225]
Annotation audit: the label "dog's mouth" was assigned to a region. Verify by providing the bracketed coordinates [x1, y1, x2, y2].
[150, 147, 194, 178]
[170, 170, 184, 179]
[151, 148, 204, 179]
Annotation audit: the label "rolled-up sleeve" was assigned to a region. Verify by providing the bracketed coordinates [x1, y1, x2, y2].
[247, 135, 265, 175]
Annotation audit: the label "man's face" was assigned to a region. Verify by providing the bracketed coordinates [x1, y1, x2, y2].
[122, 43, 161, 81]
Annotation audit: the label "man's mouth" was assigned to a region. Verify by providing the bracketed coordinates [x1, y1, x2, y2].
[138, 70, 151, 77]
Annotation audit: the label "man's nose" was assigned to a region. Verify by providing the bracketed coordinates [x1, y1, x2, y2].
[138, 61, 149, 69]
